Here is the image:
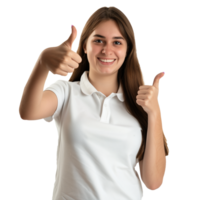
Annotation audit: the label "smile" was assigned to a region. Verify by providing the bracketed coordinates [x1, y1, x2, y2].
[97, 58, 116, 65]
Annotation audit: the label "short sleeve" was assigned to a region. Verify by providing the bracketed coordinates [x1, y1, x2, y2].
[43, 80, 67, 122]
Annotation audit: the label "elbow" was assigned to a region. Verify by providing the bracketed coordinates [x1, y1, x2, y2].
[148, 180, 163, 190]
[150, 184, 162, 191]
[143, 175, 163, 190]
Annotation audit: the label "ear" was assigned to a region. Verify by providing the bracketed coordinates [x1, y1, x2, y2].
[83, 44, 86, 53]
[83, 43, 87, 53]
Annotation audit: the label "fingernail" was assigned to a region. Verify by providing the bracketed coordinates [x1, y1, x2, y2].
[69, 24, 75, 29]
[69, 24, 75, 33]
[159, 71, 167, 74]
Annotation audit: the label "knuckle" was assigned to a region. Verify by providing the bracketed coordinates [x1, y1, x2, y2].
[76, 63, 79, 68]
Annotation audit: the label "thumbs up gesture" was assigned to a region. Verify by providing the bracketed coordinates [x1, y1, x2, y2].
[41, 25, 82, 76]
[136, 72, 164, 115]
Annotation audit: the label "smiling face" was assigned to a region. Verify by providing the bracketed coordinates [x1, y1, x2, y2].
[83, 20, 128, 75]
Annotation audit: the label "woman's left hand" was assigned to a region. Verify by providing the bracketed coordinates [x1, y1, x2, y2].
[136, 72, 165, 115]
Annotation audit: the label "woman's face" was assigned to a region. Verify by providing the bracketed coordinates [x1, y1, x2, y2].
[83, 20, 128, 75]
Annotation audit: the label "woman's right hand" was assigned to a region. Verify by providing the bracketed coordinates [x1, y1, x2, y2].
[41, 25, 82, 76]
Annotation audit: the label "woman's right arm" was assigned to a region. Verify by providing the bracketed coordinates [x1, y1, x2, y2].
[19, 25, 82, 120]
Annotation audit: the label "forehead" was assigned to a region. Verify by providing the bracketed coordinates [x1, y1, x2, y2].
[90, 20, 123, 39]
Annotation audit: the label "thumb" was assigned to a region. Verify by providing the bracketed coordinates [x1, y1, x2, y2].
[63, 25, 77, 49]
[153, 72, 164, 88]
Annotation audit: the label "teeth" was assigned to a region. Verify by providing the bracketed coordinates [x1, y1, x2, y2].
[99, 58, 115, 62]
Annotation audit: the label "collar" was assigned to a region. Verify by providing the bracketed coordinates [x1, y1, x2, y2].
[80, 71, 124, 102]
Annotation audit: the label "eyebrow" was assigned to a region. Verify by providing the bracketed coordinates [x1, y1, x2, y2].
[93, 34, 124, 40]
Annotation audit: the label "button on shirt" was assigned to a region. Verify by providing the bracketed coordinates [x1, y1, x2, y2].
[43, 70, 143, 200]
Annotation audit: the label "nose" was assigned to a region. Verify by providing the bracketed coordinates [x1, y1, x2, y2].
[101, 43, 114, 54]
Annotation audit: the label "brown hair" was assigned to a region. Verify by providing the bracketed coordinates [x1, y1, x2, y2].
[69, 6, 169, 161]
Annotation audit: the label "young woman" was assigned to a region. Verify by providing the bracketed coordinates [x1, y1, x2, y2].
[20, 6, 169, 200]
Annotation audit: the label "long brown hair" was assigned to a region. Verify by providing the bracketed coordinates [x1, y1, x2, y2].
[69, 6, 169, 161]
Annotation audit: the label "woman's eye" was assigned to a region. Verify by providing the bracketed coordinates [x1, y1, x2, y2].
[94, 39, 102, 43]
[115, 41, 121, 45]
[95, 40, 121, 45]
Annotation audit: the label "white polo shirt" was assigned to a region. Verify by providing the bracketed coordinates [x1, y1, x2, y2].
[44, 70, 143, 200]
